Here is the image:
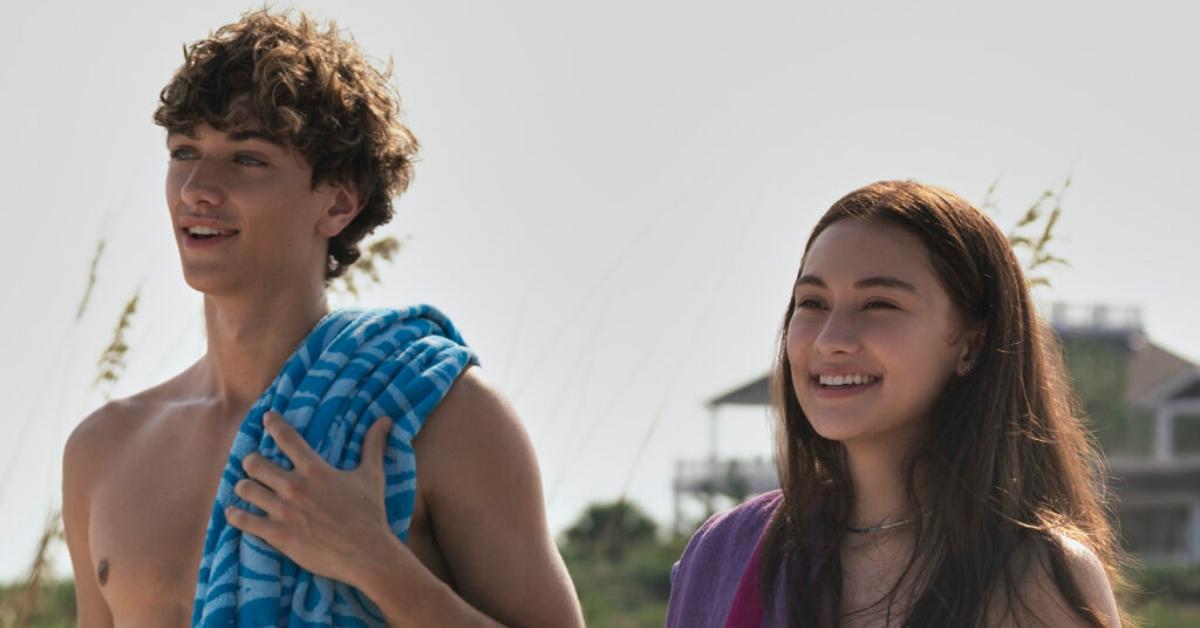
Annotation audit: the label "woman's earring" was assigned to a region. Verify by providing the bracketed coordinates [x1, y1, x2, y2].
[960, 359, 975, 376]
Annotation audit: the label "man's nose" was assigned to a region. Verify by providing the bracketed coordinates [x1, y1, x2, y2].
[179, 157, 224, 209]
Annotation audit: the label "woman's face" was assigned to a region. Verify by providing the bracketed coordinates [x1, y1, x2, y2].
[786, 218, 976, 447]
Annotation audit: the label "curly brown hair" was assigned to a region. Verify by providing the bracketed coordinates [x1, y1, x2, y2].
[154, 9, 418, 279]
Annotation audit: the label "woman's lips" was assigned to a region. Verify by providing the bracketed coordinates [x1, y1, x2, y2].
[810, 376, 882, 399]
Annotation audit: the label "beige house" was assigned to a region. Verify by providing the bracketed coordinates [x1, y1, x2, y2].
[674, 304, 1200, 564]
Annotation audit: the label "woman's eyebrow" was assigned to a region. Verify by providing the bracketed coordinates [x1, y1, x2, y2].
[795, 274, 920, 294]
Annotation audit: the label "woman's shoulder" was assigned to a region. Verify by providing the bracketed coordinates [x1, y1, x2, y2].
[990, 531, 1121, 627]
[666, 490, 783, 627]
[693, 489, 783, 543]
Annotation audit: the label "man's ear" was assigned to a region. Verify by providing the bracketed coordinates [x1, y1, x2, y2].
[316, 183, 364, 238]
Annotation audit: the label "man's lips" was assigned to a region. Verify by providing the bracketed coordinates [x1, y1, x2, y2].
[178, 215, 240, 248]
[182, 229, 238, 248]
[179, 215, 239, 232]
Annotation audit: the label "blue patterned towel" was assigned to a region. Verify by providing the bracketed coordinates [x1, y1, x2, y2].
[192, 306, 476, 627]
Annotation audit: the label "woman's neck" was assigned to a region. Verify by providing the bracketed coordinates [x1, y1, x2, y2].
[844, 433, 925, 529]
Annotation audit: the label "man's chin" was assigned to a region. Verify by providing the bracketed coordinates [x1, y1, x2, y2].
[181, 268, 243, 297]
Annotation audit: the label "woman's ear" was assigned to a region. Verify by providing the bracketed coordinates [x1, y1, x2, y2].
[316, 183, 363, 238]
[956, 324, 987, 376]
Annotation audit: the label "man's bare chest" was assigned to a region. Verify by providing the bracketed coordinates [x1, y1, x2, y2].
[87, 415, 239, 622]
[84, 406, 457, 627]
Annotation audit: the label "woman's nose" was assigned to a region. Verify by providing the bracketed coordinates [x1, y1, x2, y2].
[812, 310, 862, 356]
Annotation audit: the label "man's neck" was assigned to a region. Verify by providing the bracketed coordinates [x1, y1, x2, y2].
[199, 282, 330, 412]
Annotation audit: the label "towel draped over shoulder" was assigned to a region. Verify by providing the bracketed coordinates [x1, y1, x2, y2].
[192, 306, 476, 627]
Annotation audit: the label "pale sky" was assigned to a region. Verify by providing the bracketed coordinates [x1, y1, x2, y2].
[2, 0, 1197, 581]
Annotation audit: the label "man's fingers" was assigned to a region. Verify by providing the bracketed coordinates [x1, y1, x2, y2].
[234, 478, 284, 517]
[263, 412, 320, 470]
[225, 504, 283, 543]
[362, 417, 393, 472]
[242, 452, 295, 496]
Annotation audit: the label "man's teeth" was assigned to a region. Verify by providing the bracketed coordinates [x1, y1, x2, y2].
[187, 226, 229, 236]
[817, 374, 879, 387]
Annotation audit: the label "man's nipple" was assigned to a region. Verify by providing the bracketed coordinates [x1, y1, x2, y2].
[97, 558, 109, 586]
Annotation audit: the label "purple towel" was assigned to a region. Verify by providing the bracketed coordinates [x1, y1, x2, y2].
[666, 490, 783, 628]
[724, 525, 768, 628]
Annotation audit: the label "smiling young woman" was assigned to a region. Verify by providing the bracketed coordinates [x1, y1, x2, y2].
[667, 181, 1130, 627]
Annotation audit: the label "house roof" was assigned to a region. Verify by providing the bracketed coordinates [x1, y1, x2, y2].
[706, 374, 771, 408]
[1174, 379, 1200, 400]
[1127, 339, 1200, 404]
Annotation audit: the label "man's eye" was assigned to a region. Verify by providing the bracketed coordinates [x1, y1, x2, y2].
[168, 147, 197, 160]
[864, 301, 897, 310]
[235, 154, 267, 166]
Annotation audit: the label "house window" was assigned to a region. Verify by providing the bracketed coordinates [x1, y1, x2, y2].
[1175, 413, 1200, 455]
[1100, 407, 1154, 456]
[1120, 504, 1189, 557]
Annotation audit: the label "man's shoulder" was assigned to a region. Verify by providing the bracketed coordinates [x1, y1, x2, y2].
[431, 366, 505, 417]
[62, 398, 140, 506]
[64, 373, 191, 464]
[413, 366, 535, 497]
[67, 398, 139, 451]
[416, 366, 519, 455]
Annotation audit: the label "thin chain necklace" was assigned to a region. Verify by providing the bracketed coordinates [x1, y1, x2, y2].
[846, 515, 921, 534]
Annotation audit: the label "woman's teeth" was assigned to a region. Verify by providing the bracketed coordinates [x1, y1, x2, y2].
[817, 374, 879, 387]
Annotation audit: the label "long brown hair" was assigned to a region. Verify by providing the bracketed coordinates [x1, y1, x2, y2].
[758, 180, 1128, 626]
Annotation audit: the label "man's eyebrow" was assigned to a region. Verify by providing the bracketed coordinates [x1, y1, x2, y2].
[164, 128, 284, 147]
[228, 129, 286, 147]
[166, 129, 199, 142]
[795, 274, 920, 294]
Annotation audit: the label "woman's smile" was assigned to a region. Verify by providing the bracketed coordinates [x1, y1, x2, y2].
[810, 373, 883, 399]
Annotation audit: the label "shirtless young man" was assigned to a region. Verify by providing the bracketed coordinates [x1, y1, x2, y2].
[62, 10, 583, 628]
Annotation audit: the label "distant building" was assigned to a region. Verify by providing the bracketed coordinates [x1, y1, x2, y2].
[673, 304, 1200, 565]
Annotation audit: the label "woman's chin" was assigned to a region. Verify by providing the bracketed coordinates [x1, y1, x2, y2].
[807, 418, 864, 443]
[807, 412, 928, 451]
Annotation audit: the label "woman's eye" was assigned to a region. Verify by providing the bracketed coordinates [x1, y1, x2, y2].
[795, 297, 898, 311]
